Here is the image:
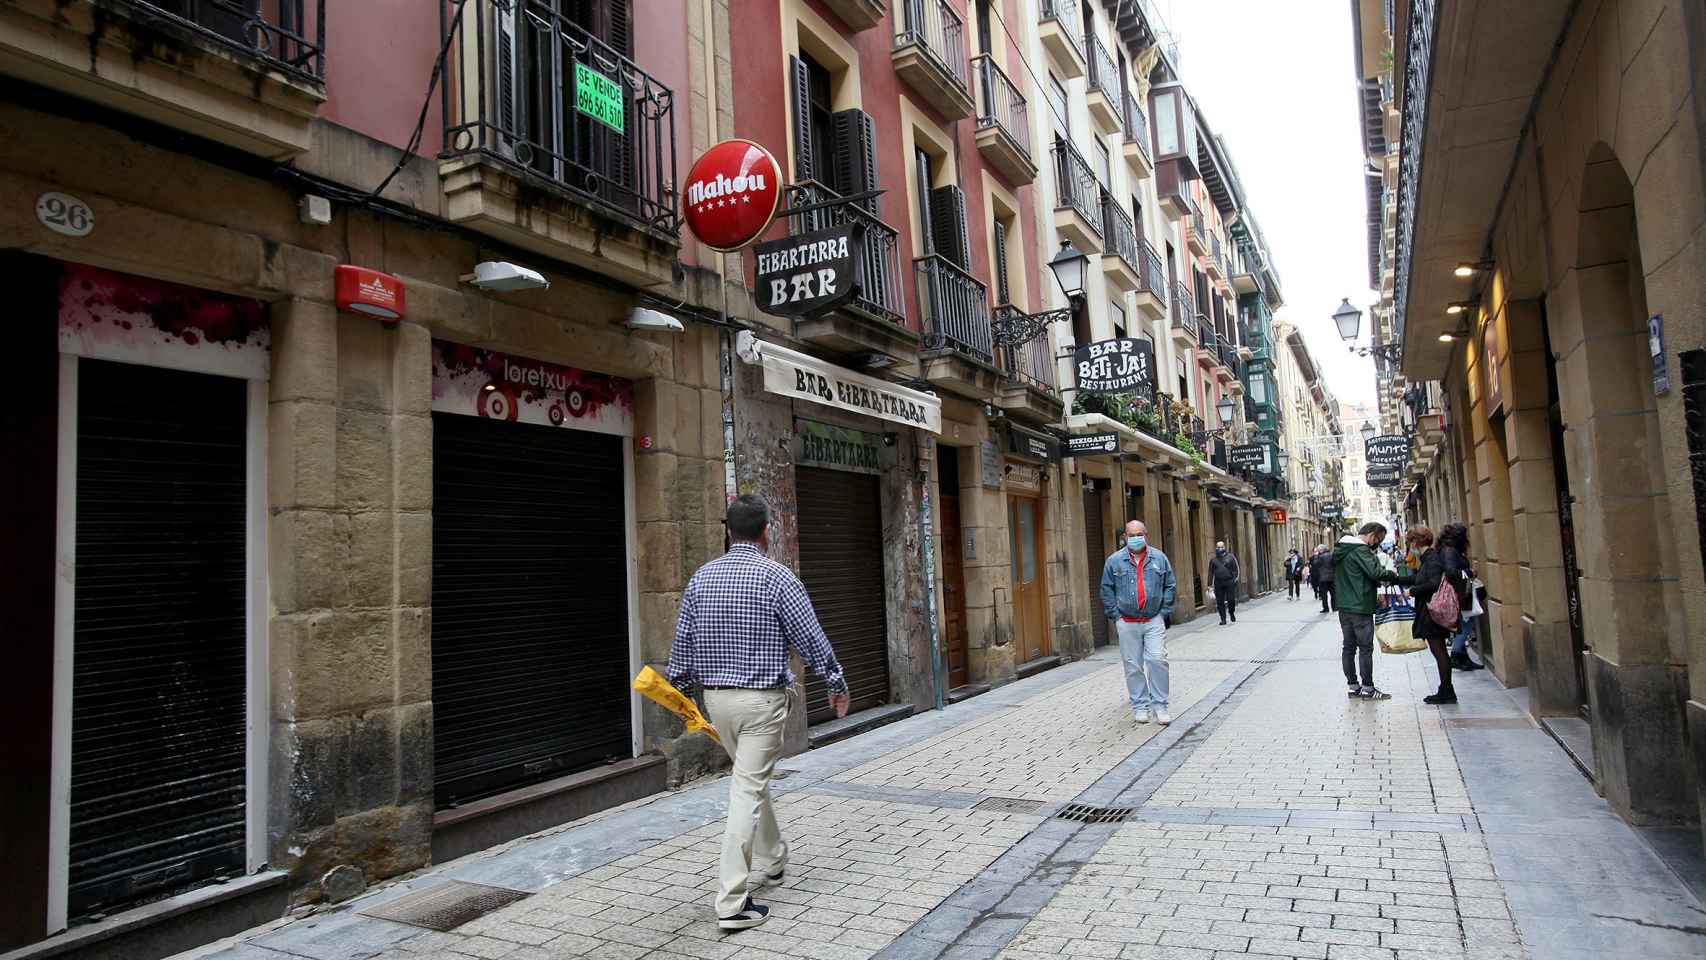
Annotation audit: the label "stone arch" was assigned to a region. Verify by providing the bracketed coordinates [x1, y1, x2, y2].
[1551, 142, 1691, 822]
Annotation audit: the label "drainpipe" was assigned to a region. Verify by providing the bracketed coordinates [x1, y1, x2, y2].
[918, 439, 944, 711]
[718, 254, 737, 512]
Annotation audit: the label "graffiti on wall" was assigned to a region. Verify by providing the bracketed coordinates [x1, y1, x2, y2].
[431, 340, 634, 436]
[57, 262, 269, 379]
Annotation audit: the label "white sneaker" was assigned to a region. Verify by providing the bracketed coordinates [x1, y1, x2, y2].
[1154, 710, 1172, 725]
[1134, 708, 1152, 724]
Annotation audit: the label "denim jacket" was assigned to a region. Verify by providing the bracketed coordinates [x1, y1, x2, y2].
[1100, 546, 1176, 622]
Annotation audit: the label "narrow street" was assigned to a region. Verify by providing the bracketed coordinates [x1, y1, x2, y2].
[190, 596, 1704, 960]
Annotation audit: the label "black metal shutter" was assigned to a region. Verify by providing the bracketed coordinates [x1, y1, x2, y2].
[431, 413, 630, 807]
[1082, 489, 1108, 646]
[71, 359, 248, 918]
[929, 185, 971, 269]
[993, 218, 1011, 304]
[832, 108, 879, 212]
[796, 467, 888, 724]
[790, 55, 815, 182]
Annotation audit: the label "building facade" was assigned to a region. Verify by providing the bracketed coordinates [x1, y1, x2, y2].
[1358, 0, 1706, 850]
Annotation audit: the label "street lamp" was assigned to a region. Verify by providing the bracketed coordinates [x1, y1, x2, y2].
[1047, 240, 1089, 303]
[1361, 421, 1377, 444]
[1215, 394, 1236, 426]
[1332, 298, 1362, 342]
[1277, 448, 1290, 471]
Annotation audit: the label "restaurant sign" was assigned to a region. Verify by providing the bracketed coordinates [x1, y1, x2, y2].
[1268, 507, 1289, 525]
[1006, 424, 1061, 462]
[1322, 504, 1344, 520]
[1066, 432, 1121, 457]
[737, 332, 942, 433]
[1073, 337, 1155, 394]
[795, 419, 885, 475]
[753, 221, 864, 318]
[1364, 434, 1411, 466]
[1367, 463, 1404, 487]
[1005, 460, 1042, 492]
[1228, 443, 1266, 471]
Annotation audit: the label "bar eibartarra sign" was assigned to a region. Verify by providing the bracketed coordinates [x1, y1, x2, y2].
[795, 419, 884, 475]
[753, 222, 864, 318]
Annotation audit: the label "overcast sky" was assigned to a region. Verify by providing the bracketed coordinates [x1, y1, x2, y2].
[1158, 0, 1379, 407]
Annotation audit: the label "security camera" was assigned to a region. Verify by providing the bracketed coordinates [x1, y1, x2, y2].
[626, 306, 684, 333]
[463, 261, 549, 291]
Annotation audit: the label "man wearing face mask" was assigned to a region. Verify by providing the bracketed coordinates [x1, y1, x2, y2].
[1332, 521, 1409, 700]
[1100, 520, 1177, 725]
[1207, 540, 1240, 625]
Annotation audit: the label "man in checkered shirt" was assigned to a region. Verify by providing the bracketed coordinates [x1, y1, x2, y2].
[668, 494, 848, 931]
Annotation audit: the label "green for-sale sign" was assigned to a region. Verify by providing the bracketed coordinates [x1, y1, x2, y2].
[575, 62, 625, 132]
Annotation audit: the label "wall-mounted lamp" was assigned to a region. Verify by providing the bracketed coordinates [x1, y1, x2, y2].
[1445, 299, 1478, 316]
[1453, 260, 1494, 278]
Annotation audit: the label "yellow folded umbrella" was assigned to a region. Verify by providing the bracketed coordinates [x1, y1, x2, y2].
[633, 666, 720, 744]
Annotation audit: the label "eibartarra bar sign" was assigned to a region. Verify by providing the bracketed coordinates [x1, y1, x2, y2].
[753, 222, 864, 318]
[1074, 337, 1155, 394]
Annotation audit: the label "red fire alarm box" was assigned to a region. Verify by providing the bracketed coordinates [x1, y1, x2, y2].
[335, 265, 405, 323]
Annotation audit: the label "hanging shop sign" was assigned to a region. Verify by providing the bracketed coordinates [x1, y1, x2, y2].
[735, 332, 942, 433]
[1066, 432, 1122, 457]
[1649, 313, 1669, 396]
[1364, 434, 1411, 466]
[1006, 423, 1061, 462]
[1228, 443, 1266, 471]
[335, 265, 405, 322]
[1321, 504, 1343, 520]
[795, 419, 886, 475]
[682, 139, 784, 251]
[753, 221, 863, 318]
[1483, 318, 1504, 414]
[431, 340, 634, 436]
[1366, 463, 1403, 488]
[57, 261, 269, 380]
[1268, 508, 1288, 524]
[1005, 460, 1042, 493]
[1073, 337, 1155, 394]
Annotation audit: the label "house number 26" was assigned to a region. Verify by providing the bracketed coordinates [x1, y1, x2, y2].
[37, 192, 94, 237]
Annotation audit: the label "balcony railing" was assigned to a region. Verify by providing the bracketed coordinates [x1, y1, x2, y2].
[1137, 239, 1166, 296]
[1052, 139, 1103, 237]
[1100, 190, 1139, 274]
[917, 255, 993, 363]
[1172, 282, 1196, 339]
[790, 182, 906, 326]
[1210, 437, 1229, 471]
[1039, 0, 1084, 54]
[1123, 92, 1151, 160]
[897, 0, 970, 93]
[1211, 234, 1223, 273]
[1086, 33, 1121, 113]
[443, 0, 680, 238]
[1190, 199, 1205, 243]
[1198, 318, 1216, 350]
[995, 306, 1058, 393]
[126, 0, 326, 80]
[1219, 340, 1239, 370]
[973, 55, 1030, 160]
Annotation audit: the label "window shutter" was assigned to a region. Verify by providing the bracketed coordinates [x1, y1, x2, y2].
[494, 1, 522, 150]
[791, 56, 815, 182]
[993, 219, 1011, 304]
[833, 109, 879, 213]
[929, 185, 970, 270]
[605, 0, 635, 205]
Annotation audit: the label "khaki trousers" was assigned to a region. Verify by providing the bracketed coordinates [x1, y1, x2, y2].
[703, 687, 790, 917]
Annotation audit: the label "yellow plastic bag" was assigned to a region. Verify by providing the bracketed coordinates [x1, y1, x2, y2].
[632, 666, 720, 743]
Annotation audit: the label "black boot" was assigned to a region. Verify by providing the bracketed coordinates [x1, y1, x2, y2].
[1450, 652, 1480, 671]
[1424, 684, 1458, 705]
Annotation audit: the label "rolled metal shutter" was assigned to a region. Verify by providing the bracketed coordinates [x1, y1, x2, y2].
[796, 467, 888, 724]
[1082, 489, 1108, 646]
[71, 359, 248, 918]
[431, 413, 630, 807]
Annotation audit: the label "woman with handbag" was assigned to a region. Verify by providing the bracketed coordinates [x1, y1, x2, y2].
[1406, 526, 1464, 704]
[1439, 523, 1482, 670]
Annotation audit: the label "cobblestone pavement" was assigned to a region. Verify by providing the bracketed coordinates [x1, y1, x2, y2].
[194, 597, 1706, 960]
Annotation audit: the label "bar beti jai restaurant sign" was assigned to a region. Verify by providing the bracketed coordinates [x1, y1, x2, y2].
[736, 331, 941, 433]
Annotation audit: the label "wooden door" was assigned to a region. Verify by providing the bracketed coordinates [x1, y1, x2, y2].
[1009, 496, 1049, 661]
[940, 493, 970, 689]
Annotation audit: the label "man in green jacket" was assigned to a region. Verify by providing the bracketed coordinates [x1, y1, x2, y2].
[1333, 522, 1407, 700]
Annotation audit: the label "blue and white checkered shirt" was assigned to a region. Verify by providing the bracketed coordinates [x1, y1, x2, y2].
[667, 543, 847, 695]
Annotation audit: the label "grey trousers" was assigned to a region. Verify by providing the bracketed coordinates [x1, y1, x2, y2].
[1340, 612, 1375, 687]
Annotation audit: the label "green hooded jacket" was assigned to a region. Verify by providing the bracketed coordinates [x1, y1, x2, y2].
[1331, 535, 1400, 614]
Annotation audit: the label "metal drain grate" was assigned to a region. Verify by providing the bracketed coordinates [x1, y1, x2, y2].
[361, 880, 531, 931]
[1056, 803, 1135, 824]
[974, 797, 1046, 815]
[1444, 717, 1537, 730]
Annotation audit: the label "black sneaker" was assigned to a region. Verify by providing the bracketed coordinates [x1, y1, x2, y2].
[1423, 691, 1458, 704]
[719, 899, 769, 931]
[1347, 684, 1362, 698]
[1359, 686, 1392, 700]
[757, 868, 784, 888]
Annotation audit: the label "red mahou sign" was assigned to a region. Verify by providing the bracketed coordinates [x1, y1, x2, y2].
[682, 139, 783, 251]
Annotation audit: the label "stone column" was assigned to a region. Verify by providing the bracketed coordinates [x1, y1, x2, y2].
[1466, 305, 1526, 686]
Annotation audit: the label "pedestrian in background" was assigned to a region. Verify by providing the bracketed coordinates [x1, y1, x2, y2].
[1101, 520, 1177, 726]
[1439, 522, 1483, 671]
[1209, 540, 1240, 624]
[668, 494, 849, 931]
[1284, 548, 1305, 600]
[1310, 543, 1336, 613]
[1333, 522, 1408, 700]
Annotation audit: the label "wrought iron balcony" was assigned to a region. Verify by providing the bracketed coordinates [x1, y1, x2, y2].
[1198, 318, 1217, 351]
[916, 254, 993, 364]
[122, 0, 325, 79]
[1186, 198, 1208, 255]
[973, 54, 1036, 182]
[1038, 0, 1085, 72]
[995, 306, 1058, 393]
[1137, 239, 1167, 299]
[1100, 189, 1140, 276]
[1052, 139, 1103, 242]
[894, 0, 973, 118]
[790, 181, 906, 327]
[1219, 340, 1239, 371]
[1123, 92, 1151, 162]
[442, 0, 680, 240]
[1084, 33, 1123, 133]
[1171, 282, 1197, 341]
